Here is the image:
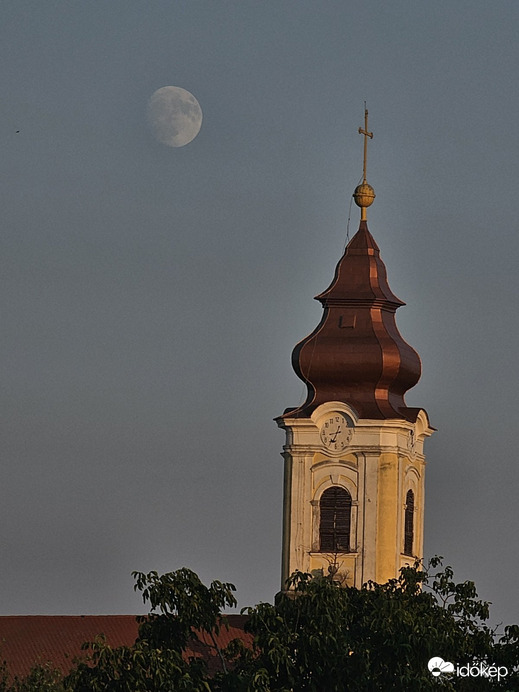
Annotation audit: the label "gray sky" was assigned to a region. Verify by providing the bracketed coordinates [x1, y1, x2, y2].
[2, 1, 519, 628]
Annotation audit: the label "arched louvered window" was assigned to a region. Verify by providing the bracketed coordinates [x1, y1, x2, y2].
[319, 487, 351, 553]
[404, 489, 414, 556]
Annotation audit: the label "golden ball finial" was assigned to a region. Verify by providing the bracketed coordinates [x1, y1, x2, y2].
[353, 181, 376, 210]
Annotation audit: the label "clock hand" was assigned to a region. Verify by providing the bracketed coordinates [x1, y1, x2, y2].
[330, 426, 341, 442]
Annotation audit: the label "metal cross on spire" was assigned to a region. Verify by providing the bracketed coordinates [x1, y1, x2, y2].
[358, 106, 373, 183]
[353, 106, 376, 221]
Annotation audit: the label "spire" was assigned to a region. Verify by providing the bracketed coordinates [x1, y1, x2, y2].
[353, 107, 376, 221]
[285, 111, 421, 421]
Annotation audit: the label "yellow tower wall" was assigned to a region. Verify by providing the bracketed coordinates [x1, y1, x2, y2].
[277, 403, 433, 589]
[376, 452, 399, 583]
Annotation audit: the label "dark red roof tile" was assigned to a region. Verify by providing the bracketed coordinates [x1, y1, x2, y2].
[0, 615, 250, 680]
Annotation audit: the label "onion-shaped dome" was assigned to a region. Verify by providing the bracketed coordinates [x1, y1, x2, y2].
[285, 221, 421, 421]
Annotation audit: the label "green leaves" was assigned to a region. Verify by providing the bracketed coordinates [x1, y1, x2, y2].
[66, 638, 211, 692]
[5, 560, 519, 690]
[230, 559, 518, 691]
[64, 568, 239, 691]
[6, 664, 65, 692]
[132, 568, 236, 629]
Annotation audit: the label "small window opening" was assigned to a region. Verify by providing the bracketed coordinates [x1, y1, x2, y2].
[404, 489, 414, 556]
[319, 487, 351, 552]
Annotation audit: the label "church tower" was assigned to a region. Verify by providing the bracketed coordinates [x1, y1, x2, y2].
[276, 111, 433, 588]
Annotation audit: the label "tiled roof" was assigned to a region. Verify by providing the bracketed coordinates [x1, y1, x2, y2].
[0, 614, 250, 680]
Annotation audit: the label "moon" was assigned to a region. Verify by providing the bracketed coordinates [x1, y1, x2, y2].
[147, 86, 203, 147]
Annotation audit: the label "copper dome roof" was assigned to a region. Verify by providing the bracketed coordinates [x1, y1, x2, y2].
[286, 220, 421, 421]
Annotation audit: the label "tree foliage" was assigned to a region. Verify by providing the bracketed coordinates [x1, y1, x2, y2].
[2, 560, 519, 691]
[231, 558, 519, 690]
[65, 568, 237, 692]
[0, 661, 65, 692]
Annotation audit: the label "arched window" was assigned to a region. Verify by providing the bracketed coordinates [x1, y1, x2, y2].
[319, 487, 351, 553]
[404, 489, 414, 556]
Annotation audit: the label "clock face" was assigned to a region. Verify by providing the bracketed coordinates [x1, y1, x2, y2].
[319, 413, 353, 451]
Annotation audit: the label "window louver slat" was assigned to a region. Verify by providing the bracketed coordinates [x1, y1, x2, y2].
[319, 487, 351, 553]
